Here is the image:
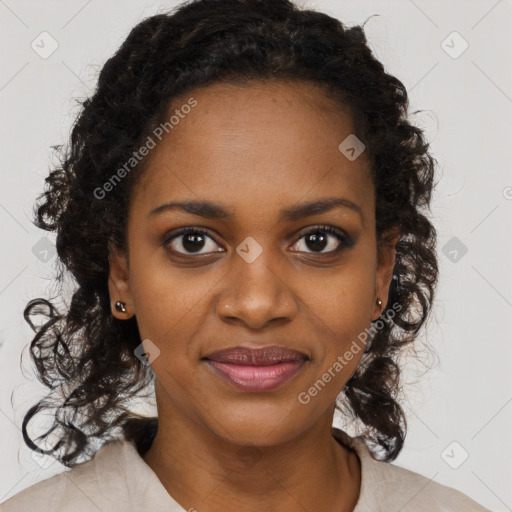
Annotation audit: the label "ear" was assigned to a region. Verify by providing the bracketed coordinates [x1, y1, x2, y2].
[373, 226, 399, 320]
[108, 242, 134, 319]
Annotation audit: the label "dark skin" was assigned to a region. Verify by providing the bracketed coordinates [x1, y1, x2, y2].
[108, 80, 398, 512]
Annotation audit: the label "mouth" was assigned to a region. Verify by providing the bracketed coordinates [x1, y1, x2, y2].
[202, 345, 309, 393]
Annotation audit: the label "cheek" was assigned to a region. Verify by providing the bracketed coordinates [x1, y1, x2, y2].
[127, 253, 211, 356]
[297, 254, 375, 384]
[301, 254, 376, 334]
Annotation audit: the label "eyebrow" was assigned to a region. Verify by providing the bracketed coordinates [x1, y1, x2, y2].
[148, 197, 363, 222]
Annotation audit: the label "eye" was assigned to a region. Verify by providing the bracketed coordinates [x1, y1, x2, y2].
[291, 225, 353, 255]
[164, 228, 224, 256]
[164, 225, 353, 258]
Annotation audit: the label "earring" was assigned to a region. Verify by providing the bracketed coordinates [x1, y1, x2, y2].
[376, 298, 383, 308]
[115, 301, 127, 313]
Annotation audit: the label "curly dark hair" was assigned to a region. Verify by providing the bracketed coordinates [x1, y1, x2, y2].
[20, 0, 438, 467]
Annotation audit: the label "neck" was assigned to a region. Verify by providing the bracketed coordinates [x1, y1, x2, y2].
[142, 390, 361, 512]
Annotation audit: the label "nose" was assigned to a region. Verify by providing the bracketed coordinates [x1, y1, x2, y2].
[215, 250, 298, 330]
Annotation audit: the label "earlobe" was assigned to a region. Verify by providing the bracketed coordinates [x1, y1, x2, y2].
[107, 242, 134, 319]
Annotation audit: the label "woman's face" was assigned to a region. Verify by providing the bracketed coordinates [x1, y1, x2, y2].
[109, 80, 397, 446]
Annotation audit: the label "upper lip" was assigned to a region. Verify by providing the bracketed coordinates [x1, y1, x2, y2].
[203, 345, 308, 366]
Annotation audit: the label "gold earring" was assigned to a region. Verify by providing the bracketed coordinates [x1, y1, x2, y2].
[114, 301, 127, 313]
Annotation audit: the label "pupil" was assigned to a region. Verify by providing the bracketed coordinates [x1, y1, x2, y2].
[183, 233, 205, 252]
[306, 231, 327, 252]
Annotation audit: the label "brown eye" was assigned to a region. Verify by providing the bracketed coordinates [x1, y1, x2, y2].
[164, 228, 224, 255]
[291, 225, 353, 254]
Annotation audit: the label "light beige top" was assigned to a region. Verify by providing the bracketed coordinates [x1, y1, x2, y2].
[1, 428, 491, 511]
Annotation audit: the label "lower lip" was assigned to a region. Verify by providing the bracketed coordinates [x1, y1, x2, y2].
[206, 360, 306, 392]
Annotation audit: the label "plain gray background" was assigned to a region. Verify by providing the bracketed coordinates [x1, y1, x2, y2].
[1, 0, 511, 510]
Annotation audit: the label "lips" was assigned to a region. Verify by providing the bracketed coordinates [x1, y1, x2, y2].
[205, 345, 307, 365]
[203, 345, 308, 392]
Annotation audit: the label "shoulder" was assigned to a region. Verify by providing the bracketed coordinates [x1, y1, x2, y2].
[364, 455, 491, 512]
[332, 428, 491, 512]
[0, 440, 129, 512]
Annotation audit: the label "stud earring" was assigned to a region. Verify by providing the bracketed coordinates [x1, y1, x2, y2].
[115, 301, 127, 313]
[376, 298, 383, 308]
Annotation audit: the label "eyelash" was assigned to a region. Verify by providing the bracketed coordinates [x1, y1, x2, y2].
[163, 224, 353, 257]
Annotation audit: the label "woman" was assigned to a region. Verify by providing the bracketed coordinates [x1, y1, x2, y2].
[1, 0, 490, 510]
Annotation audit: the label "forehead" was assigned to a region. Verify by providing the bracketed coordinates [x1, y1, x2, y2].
[131, 80, 373, 226]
